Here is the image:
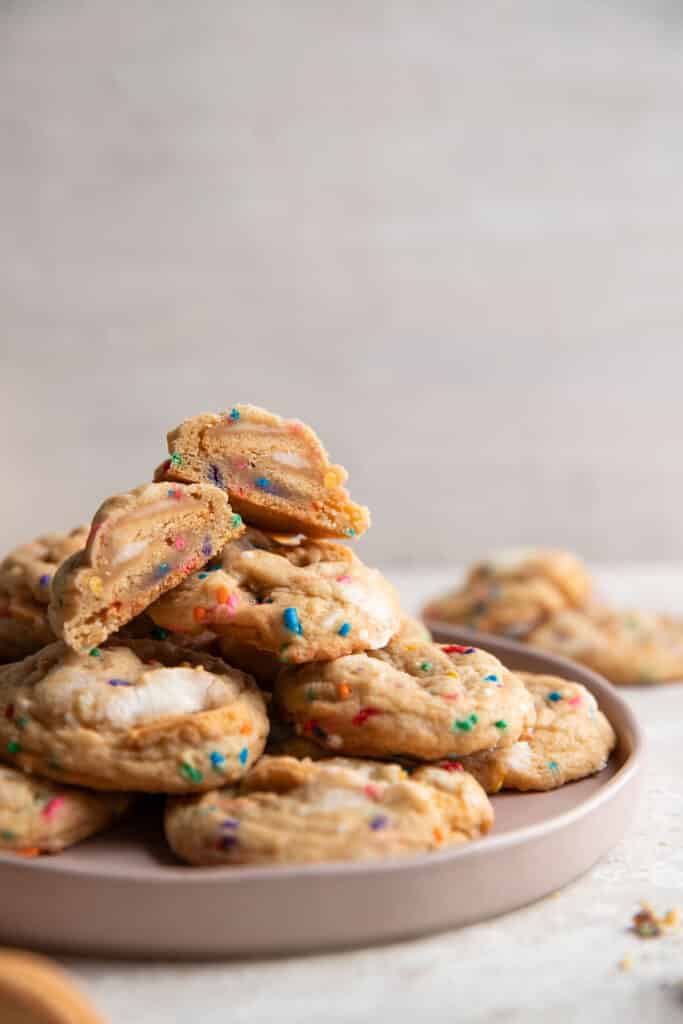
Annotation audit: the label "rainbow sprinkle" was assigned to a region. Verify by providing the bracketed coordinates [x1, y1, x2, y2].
[229, 408, 240, 421]
[6, 741, 20, 755]
[210, 751, 226, 770]
[283, 607, 303, 635]
[42, 796, 65, 820]
[370, 815, 388, 831]
[38, 574, 51, 588]
[238, 747, 249, 766]
[338, 622, 351, 637]
[231, 513, 243, 528]
[156, 562, 171, 577]
[170, 453, 183, 467]
[547, 691, 562, 702]
[179, 762, 203, 784]
[255, 476, 271, 491]
[453, 714, 478, 732]
[108, 678, 132, 687]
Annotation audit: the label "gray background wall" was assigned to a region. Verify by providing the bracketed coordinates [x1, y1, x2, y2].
[2, 1, 682, 566]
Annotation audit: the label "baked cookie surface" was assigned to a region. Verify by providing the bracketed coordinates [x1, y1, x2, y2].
[529, 608, 683, 685]
[48, 482, 242, 652]
[148, 528, 401, 664]
[456, 672, 616, 792]
[0, 527, 88, 661]
[0, 764, 129, 855]
[0, 640, 268, 792]
[165, 755, 493, 866]
[156, 404, 370, 539]
[275, 638, 535, 760]
[424, 547, 592, 638]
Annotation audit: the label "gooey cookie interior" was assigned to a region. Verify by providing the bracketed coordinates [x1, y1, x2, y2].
[48, 482, 243, 651]
[155, 403, 370, 539]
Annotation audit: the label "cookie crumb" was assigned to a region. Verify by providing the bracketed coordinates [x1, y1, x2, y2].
[632, 902, 680, 938]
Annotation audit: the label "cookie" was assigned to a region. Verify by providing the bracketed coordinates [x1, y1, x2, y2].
[424, 547, 591, 638]
[164, 755, 493, 866]
[0, 640, 268, 792]
[0, 950, 105, 1024]
[394, 613, 432, 644]
[155, 403, 370, 539]
[48, 482, 243, 652]
[148, 527, 401, 664]
[528, 608, 683, 685]
[0, 764, 129, 855]
[0, 527, 88, 661]
[454, 672, 616, 792]
[275, 637, 535, 760]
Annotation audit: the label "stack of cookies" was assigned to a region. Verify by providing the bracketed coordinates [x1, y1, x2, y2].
[425, 548, 683, 685]
[0, 406, 615, 867]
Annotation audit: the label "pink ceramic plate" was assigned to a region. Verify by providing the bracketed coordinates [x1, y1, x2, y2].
[0, 627, 641, 959]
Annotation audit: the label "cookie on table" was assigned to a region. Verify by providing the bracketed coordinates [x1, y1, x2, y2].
[0, 950, 106, 1024]
[165, 755, 493, 866]
[0, 527, 88, 661]
[0, 640, 268, 792]
[148, 527, 401, 664]
[155, 403, 370, 539]
[0, 764, 129, 855]
[454, 672, 616, 792]
[423, 547, 592, 638]
[48, 482, 243, 652]
[275, 637, 535, 760]
[528, 608, 683, 685]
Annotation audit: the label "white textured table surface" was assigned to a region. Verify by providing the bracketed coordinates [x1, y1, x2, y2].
[61, 566, 683, 1024]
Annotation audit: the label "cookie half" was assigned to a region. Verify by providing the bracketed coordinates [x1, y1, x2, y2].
[0, 640, 268, 792]
[48, 482, 243, 651]
[275, 638, 535, 760]
[155, 404, 370, 539]
[0, 527, 88, 661]
[165, 755, 493, 866]
[0, 764, 129, 855]
[148, 528, 401, 664]
[455, 672, 616, 792]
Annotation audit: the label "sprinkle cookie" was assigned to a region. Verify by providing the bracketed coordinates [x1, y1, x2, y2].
[0, 764, 129, 855]
[155, 403, 370, 538]
[528, 608, 683, 685]
[455, 673, 616, 792]
[424, 547, 592, 637]
[165, 755, 493, 866]
[48, 482, 243, 652]
[148, 527, 401, 664]
[275, 638, 535, 760]
[0, 640, 268, 792]
[0, 527, 88, 661]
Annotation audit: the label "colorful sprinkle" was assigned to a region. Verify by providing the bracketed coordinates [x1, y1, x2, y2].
[495, 719, 507, 729]
[352, 707, 381, 727]
[337, 683, 352, 700]
[283, 607, 303, 635]
[336, 574, 352, 584]
[484, 673, 499, 683]
[548, 760, 560, 772]
[108, 678, 132, 687]
[231, 513, 243, 528]
[229, 408, 240, 420]
[197, 572, 208, 580]
[443, 644, 475, 654]
[151, 626, 169, 641]
[238, 747, 249, 766]
[345, 528, 357, 537]
[215, 586, 230, 604]
[210, 751, 226, 770]
[170, 453, 183, 467]
[193, 607, 207, 623]
[547, 691, 562, 702]
[42, 796, 65, 820]
[433, 827, 444, 844]
[440, 761, 464, 772]
[206, 464, 223, 488]
[255, 476, 271, 491]
[568, 695, 582, 707]
[179, 762, 203, 784]
[452, 713, 478, 732]
[89, 575, 104, 597]
[89, 648, 101, 657]
[6, 741, 20, 755]
[38, 574, 51, 588]
[174, 536, 187, 551]
[156, 562, 171, 577]
[201, 537, 213, 557]
[420, 661, 432, 672]
[370, 815, 388, 831]
[364, 784, 381, 800]
[15, 716, 29, 730]
[338, 622, 351, 637]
